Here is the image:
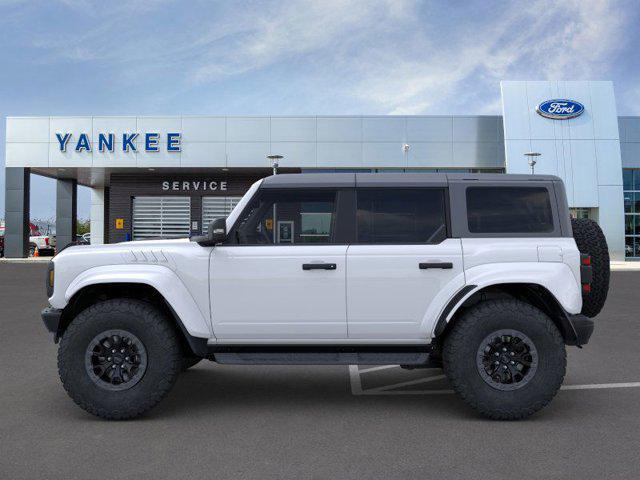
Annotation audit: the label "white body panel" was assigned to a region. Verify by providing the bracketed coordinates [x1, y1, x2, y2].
[50, 238, 214, 339]
[210, 245, 348, 340]
[346, 239, 464, 340]
[49, 183, 584, 346]
[459, 238, 582, 315]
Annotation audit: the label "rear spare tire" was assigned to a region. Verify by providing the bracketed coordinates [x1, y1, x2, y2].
[571, 217, 610, 317]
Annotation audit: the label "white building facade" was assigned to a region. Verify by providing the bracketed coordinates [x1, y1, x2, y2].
[3, 80, 637, 260]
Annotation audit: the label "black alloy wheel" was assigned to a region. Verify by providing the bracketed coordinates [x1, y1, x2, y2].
[85, 329, 148, 391]
[476, 329, 538, 391]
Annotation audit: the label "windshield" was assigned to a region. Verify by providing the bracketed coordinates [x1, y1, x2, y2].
[225, 179, 263, 232]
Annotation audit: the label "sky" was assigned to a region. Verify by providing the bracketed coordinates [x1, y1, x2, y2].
[1, 0, 639, 220]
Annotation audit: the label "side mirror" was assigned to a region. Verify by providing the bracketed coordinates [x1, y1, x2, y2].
[209, 217, 227, 244]
[191, 217, 227, 246]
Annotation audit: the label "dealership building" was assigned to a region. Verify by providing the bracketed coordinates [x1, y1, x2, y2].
[3, 80, 639, 259]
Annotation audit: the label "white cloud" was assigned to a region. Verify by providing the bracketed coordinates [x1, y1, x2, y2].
[348, 0, 629, 113]
[188, 0, 416, 85]
[12, 0, 634, 114]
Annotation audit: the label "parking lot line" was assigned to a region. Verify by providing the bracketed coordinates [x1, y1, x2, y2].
[363, 375, 447, 393]
[357, 364, 407, 374]
[348, 365, 640, 396]
[560, 382, 640, 391]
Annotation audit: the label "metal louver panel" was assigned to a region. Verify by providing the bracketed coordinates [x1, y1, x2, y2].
[202, 196, 242, 233]
[132, 196, 191, 240]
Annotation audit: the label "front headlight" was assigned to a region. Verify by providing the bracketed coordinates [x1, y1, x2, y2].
[46, 261, 54, 298]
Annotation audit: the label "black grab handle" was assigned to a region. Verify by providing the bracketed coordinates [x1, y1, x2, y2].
[419, 262, 453, 270]
[302, 263, 337, 271]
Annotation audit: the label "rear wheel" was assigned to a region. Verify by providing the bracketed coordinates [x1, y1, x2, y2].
[443, 299, 566, 420]
[58, 298, 182, 420]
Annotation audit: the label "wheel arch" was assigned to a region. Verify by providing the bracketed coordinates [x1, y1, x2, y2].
[434, 283, 579, 346]
[59, 282, 208, 357]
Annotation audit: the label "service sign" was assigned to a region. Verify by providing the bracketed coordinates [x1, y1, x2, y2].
[55, 132, 181, 152]
[536, 99, 584, 120]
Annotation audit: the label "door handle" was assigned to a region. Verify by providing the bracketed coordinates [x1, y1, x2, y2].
[302, 263, 337, 271]
[419, 262, 453, 270]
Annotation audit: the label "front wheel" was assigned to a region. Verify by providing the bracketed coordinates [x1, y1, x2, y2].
[443, 299, 566, 420]
[57, 299, 183, 420]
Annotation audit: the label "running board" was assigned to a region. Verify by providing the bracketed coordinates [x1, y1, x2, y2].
[209, 345, 432, 365]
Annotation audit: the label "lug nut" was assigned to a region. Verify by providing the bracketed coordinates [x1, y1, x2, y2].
[107, 357, 112, 361]
[510, 361, 515, 365]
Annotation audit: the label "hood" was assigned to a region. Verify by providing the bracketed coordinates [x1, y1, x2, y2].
[55, 237, 191, 258]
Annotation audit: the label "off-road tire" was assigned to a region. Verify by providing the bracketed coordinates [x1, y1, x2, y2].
[571, 217, 610, 317]
[58, 298, 182, 420]
[181, 355, 203, 371]
[443, 299, 566, 420]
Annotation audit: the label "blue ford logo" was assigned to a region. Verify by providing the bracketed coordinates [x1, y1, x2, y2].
[536, 99, 584, 120]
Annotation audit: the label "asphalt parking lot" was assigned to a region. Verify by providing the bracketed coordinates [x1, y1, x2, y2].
[1, 263, 640, 479]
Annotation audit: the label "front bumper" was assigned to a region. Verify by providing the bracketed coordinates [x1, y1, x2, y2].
[566, 314, 594, 346]
[41, 307, 63, 342]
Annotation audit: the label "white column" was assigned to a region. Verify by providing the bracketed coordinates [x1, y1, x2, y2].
[90, 187, 105, 245]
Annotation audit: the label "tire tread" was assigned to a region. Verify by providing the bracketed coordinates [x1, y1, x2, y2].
[571, 217, 610, 317]
[57, 298, 182, 420]
[443, 299, 566, 420]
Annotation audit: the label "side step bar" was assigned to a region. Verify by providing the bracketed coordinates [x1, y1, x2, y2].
[208, 345, 432, 366]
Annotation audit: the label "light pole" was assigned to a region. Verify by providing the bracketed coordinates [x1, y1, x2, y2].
[267, 154, 283, 176]
[524, 152, 541, 174]
[266, 154, 283, 244]
[402, 144, 410, 165]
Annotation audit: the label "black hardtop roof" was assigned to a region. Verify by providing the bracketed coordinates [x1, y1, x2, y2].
[260, 172, 561, 188]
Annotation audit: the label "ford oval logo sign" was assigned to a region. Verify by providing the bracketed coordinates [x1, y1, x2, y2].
[536, 99, 584, 120]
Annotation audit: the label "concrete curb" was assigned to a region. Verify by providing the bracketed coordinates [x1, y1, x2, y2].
[611, 261, 640, 271]
[0, 257, 52, 263]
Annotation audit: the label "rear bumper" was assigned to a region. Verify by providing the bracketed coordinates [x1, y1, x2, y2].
[566, 314, 594, 346]
[41, 307, 63, 342]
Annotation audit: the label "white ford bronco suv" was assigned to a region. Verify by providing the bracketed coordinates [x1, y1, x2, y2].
[41, 173, 609, 420]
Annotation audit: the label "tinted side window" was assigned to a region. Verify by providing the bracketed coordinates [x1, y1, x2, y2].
[233, 190, 337, 245]
[466, 187, 554, 233]
[356, 189, 447, 244]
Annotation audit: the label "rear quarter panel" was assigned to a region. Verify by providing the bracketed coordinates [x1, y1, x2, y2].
[461, 237, 582, 313]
